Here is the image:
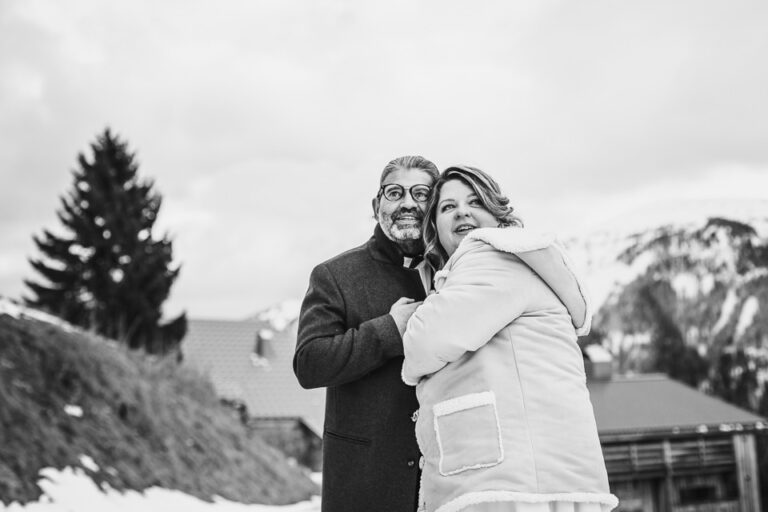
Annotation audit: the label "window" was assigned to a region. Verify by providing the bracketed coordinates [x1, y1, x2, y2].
[678, 486, 717, 505]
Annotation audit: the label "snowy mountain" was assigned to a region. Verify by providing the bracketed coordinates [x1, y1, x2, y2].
[566, 204, 768, 409]
[566, 198, 768, 313]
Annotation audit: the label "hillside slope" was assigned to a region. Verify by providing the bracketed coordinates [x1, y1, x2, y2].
[0, 302, 318, 506]
[567, 214, 768, 400]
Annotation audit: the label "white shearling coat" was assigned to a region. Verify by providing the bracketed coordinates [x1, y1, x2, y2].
[402, 227, 617, 512]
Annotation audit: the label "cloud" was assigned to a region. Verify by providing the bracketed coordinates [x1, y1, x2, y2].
[2, 0, 767, 316]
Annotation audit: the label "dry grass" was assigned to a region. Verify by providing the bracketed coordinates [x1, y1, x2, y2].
[0, 313, 318, 505]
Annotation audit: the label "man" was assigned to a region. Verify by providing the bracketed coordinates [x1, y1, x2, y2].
[294, 155, 439, 512]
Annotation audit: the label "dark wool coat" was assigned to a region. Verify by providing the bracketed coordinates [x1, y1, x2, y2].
[295, 224, 427, 512]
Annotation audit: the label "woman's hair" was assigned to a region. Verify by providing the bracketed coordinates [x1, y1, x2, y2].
[423, 165, 523, 269]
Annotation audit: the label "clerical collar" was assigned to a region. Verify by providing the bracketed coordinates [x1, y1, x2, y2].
[369, 224, 424, 267]
[402, 255, 424, 269]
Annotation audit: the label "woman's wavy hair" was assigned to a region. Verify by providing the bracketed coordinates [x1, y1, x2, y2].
[423, 165, 523, 270]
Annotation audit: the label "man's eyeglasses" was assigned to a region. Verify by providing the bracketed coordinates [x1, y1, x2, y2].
[377, 184, 432, 203]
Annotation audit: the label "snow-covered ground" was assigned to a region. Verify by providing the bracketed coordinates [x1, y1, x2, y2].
[0, 300, 321, 511]
[1, 466, 320, 512]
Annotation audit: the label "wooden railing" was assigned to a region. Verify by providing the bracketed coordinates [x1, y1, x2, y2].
[672, 500, 739, 512]
[603, 437, 735, 477]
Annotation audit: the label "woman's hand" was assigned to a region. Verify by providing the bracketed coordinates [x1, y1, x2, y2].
[389, 297, 422, 337]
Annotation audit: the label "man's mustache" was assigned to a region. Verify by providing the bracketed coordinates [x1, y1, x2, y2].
[393, 208, 424, 221]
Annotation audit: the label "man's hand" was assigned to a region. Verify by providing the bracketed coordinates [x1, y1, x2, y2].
[389, 297, 422, 338]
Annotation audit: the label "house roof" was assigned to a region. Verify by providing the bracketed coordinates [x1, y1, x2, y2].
[183, 319, 765, 441]
[588, 373, 765, 438]
[182, 318, 325, 436]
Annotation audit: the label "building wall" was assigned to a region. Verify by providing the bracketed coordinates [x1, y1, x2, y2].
[604, 434, 760, 512]
[249, 418, 322, 472]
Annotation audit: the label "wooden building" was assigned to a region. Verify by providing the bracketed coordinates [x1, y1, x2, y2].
[183, 322, 765, 511]
[182, 317, 324, 471]
[585, 347, 764, 512]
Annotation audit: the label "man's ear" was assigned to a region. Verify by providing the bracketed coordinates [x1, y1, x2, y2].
[371, 197, 379, 218]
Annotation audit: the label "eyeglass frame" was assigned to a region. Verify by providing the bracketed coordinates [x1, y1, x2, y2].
[376, 183, 433, 203]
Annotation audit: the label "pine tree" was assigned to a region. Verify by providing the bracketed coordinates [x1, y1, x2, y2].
[711, 343, 760, 411]
[634, 281, 709, 387]
[24, 128, 186, 354]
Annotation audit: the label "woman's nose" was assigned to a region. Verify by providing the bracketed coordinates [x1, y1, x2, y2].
[454, 202, 470, 217]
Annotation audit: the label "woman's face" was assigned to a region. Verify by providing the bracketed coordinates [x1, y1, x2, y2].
[436, 179, 498, 257]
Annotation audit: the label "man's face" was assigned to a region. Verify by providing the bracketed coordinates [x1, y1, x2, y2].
[373, 168, 435, 244]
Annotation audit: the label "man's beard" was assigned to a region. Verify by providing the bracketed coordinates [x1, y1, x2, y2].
[380, 207, 424, 243]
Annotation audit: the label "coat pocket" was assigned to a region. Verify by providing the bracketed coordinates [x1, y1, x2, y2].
[432, 391, 503, 476]
[324, 429, 372, 446]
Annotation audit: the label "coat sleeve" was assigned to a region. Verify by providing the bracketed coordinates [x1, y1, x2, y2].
[294, 263, 404, 389]
[401, 246, 533, 386]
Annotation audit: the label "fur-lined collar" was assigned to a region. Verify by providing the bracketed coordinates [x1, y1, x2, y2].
[455, 227, 593, 336]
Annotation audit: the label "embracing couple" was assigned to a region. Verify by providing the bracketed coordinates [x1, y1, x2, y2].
[293, 157, 618, 512]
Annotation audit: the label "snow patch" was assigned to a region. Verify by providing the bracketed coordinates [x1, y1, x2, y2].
[1, 466, 320, 512]
[249, 353, 271, 369]
[64, 405, 83, 418]
[578, 246, 660, 312]
[700, 274, 715, 295]
[0, 297, 76, 333]
[79, 455, 100, 473]
[623, 250, 657, 286]
[671, 273, 699, 299]
[256, 300, 301, 331]
[712, 289, 738, 336]
[735, 296, 759, 339]
[0, 298, 24, 319]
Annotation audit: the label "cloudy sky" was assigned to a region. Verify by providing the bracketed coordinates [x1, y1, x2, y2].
[2, 0, 767, 319]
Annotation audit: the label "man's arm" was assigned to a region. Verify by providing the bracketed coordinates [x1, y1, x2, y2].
[293, 263, 405, 389]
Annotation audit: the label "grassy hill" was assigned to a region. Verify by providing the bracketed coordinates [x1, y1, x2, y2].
[0, 306, 318, 506]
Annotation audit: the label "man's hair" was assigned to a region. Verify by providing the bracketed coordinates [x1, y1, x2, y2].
[379, 156, 439, 186]
[423, 165, 523, 269]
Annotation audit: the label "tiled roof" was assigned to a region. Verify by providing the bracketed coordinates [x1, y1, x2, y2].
[182, 318, 325, 436]
[588, 373, 765, 436]
[183, 320, 765, 441]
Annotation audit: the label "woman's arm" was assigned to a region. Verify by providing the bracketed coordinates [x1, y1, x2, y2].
[401, 244, 535, 385]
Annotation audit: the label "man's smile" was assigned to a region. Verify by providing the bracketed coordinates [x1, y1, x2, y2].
[394, 211, 422, 223]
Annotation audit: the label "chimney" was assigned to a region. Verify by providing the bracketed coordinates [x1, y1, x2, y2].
[583, 344, 613, 381]
[250, 329, 275, 369]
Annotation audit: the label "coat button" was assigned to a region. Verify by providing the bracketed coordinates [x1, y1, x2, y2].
[407, 459, 416, 468]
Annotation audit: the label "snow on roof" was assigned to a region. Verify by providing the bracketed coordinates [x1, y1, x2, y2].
[185, 314, 766, 442]
[588, 374, 765, 437]
[583, 344, 613, 363]
[254, 300, 302, 331]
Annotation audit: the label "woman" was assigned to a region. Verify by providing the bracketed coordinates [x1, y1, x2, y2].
[401, 166, 617, 512]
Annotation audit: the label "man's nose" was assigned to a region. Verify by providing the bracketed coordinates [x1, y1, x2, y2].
[401, 191, 418, 208]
